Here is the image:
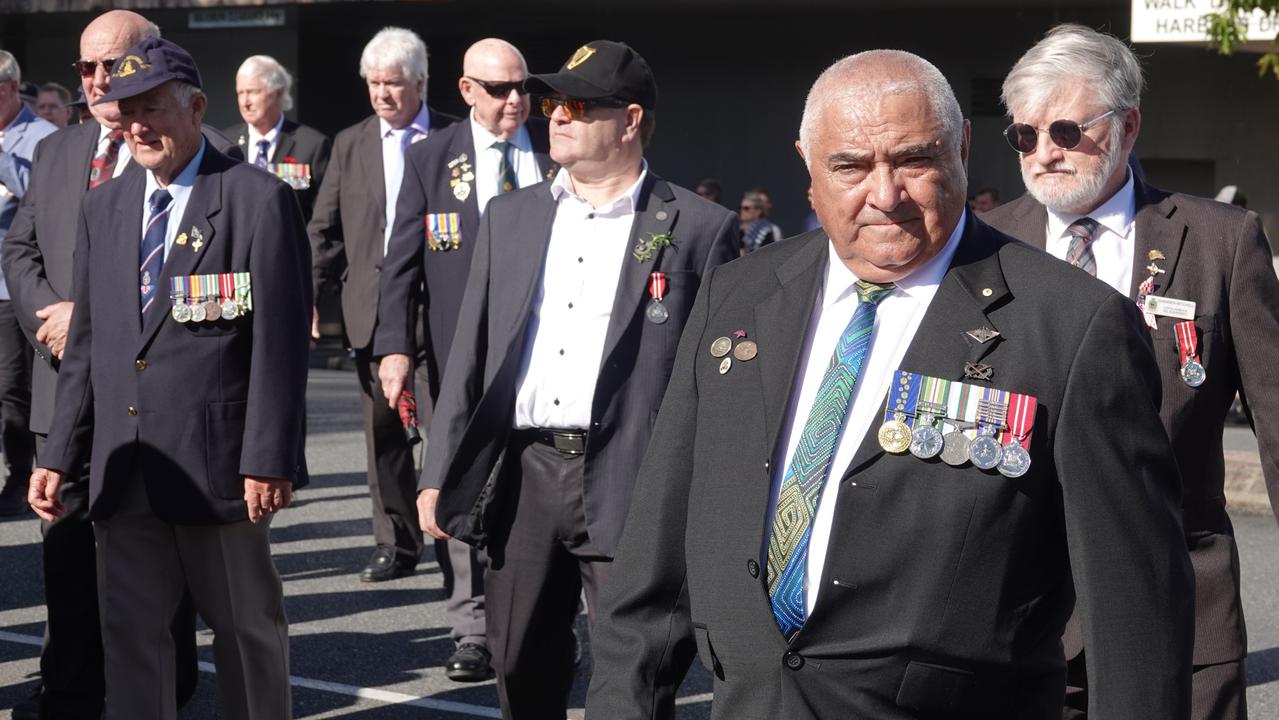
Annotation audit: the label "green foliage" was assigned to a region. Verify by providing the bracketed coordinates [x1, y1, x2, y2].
[1206, 0, 1279, 79]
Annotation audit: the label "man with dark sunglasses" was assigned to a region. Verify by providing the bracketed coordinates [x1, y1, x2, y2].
[374, 36, 552, 684]
[409, 40, 737, 718]
[984, 24, 1279, 720]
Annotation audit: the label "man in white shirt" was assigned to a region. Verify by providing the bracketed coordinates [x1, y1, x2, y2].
[413, 40, 737, 719]
[984, 24, 1279, 720]
[586, 48, 1193, 720]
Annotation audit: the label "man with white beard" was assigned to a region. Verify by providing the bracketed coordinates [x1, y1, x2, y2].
[984, 23, 1279, 720]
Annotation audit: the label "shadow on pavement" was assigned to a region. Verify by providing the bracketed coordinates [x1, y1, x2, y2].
[1247, 646, 1279, 687]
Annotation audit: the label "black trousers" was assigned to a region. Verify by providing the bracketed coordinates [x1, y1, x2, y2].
[485, 435, 611, 720]
[354, 348, 423, 560]
[34, 435, 198, 718]
[0, 300, 33, 489]
[1063, 651, 1246, 720]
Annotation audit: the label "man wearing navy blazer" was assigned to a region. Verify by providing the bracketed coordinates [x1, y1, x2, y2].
[309, 27, 458, 584]
[586, 50, 1193, 720]
[28, 37, 308, 720]
[415, 41, 738, 718]
[374, 37, 553, 682]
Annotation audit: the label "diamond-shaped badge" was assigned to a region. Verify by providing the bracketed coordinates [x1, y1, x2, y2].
[965, 326, 1001, 344]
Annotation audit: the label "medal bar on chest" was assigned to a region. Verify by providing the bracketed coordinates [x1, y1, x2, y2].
[1174, 320, 1205, 387]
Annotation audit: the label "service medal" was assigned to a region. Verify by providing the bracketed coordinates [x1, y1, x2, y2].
[646, 272, 669, 324]
[909, 413, 944, 459]
[190, 302, 207, 323]
[710, 336, 732, 358]
[968, 430, 1004, 471]
[1180, 359, 1206, 388]
[221, 299, 239, 320]
[203, 300, 222, 322]
[172, 303, 192, 323]
[453, 182, 471, 201]
[878, 412, 912, 454]
[1174, 320, 1206, 388]
[733, 340, 758, 362]
[940, 429, 971, 466]
[997, 444, 1032, 478]
[646, 301, 669, 324]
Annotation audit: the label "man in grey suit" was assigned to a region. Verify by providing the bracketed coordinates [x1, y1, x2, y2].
[417, 40, 738, 719]
[586, 49, 1193, 720]
[375, 37, 553, 683]
[2, 11, 239, 718]
[982, 24, 1279, 720]
[309, 26, 458, 584]
[225, 54, 331, 222]
[27, 36, 308, 720]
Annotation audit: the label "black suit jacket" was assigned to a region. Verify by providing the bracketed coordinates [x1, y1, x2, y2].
[40, 145, 311, 525]
[225, 117, 332, 221]
[983, 181, 1279, 665]
[586, 217, 1194, 719]
[421, 173, 739, 557]
[2, 123, 242, 435]
[373, 116, 554, 395]
[308, 108, 458, 351]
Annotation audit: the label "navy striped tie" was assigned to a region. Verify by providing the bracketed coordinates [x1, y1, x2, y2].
[140, 189, 173, 320]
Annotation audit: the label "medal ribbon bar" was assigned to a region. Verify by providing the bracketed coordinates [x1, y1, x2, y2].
[1174, 320, 1198, 366]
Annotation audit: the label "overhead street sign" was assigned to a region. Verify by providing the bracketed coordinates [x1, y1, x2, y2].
[1132, 0, 1279, 44]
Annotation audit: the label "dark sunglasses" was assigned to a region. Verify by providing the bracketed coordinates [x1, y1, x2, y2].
[1003, 109, 1120, 153]
[539, 96, 627, 121]
[465, 77, 528, 99]
[72, 58, 117, 77]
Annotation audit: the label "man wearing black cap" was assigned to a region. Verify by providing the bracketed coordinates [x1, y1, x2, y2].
[27, 35, 308, 720]
[415, 40, 738, 718]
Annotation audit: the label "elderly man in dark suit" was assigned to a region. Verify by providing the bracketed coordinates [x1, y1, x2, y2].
[225, 54, 331, 221]
[26, 36, 309, 720]
[982, 24, 1279, 720]
[309, 26, 457, 584]
[2, 11, 240, 718]
[586, 49, 1194, 720]
[417, 40, 737, 718]
[374, 36, 553, 683]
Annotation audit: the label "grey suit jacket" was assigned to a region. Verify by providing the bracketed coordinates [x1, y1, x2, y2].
[586, 217, 1194, 720]
[225, 118, 332, 221]
[2, 122, 241, 434]
[308, 108, 458, 351]
[983, 181, 1279, 665]
[421, 172, 739, 557]
[373, 116, 554, 396]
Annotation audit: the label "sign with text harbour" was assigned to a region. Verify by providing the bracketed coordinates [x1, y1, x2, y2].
[1132, 0, 1279, 43]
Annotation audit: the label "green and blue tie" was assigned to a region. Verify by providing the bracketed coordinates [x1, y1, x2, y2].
[766, 279, 895, 639]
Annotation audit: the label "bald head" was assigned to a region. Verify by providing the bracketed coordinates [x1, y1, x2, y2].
[82, 10, 159, 53]
[81, 10, 161, 126]
[458, 38, 530, 140]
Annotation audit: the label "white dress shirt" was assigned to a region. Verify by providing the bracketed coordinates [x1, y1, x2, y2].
[97, 122, 131, 179]
[766, 211, 966, 614]
[469, 112, 542, 217]
[380, 103, 432, 252]
[247, 113, 285, 166]
[513, 163, 649, 430]
[141, 139, 206, 261]
[1045, 171, 1136, 295]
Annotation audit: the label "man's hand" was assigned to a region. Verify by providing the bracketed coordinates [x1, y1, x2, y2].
[311, 306, 321, 341]
[35, 301, 74, 360]
[244, 476, 293, 523]
[417, 488, 451, 540]
[378, 353, 412, 410]
[28, 468, 65, 522]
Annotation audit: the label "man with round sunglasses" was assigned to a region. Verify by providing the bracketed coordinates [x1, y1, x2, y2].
[375, 37, 553, 684]
[984, 24, 1279, 720]
[413, 39, 737, 718]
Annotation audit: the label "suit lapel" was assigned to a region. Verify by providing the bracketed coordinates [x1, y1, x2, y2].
[71, 120, 100, 197]
[598, 176, 678, 365]
[504, 184, 558, 346]
[1128, 180, 1184, 300]
[359, 117, 386, 212]
[111, 168, 148, 343]
[273, 120, 298, 163]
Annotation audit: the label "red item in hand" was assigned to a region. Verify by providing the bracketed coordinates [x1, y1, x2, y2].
[399, 390, 421, 444]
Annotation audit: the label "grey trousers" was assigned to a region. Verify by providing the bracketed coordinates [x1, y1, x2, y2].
[93, 481, 290, 720]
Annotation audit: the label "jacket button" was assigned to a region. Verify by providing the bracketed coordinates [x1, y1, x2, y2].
[746, 559, 759, 578]
[127, 406, 138, 416]
[135, 359, 147, 371]
[784, 652, 804, 670]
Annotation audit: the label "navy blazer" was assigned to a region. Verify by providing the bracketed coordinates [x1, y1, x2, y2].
[41, 145, 312, 524]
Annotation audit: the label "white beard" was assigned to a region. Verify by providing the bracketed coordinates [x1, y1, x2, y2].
[1021, 122, 1126, 215]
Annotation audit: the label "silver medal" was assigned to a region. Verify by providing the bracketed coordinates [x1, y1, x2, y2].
[909, 414, 944, 459]
[646, 300, 669, 324]
[997, 444, 1032, 478]
[190, 301, 207, 323]
[220, 299, 239, 320]
[1180, 359, 1206, 388]
[968, 428, 1005, 471]
[940, 430, 971, 466]
[172, 302, 192, 323]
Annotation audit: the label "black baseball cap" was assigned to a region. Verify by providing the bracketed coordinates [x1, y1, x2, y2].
[94, 36, 203, 105]
[524, 40, 657, 110]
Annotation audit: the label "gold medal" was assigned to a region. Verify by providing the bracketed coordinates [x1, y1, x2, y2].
[878, 413, 911, 454]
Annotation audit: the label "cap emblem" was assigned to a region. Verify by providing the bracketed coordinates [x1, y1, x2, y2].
[113, 54, 151, 79]
[566, 45, 596, 70]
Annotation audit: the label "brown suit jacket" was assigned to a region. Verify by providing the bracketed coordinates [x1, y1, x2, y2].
[983, 179, 1279, 665]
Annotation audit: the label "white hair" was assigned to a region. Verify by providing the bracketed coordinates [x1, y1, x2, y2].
[0, 50, 20, 85]
[798, 49, 963, 159]
[1002, 24, 1144, 118]
[169, 81, 202, 109]
[360, 27, 428, 93]
[238, 54, 294, 112]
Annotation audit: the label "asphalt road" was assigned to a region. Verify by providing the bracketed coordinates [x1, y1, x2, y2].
[1, 368, 1275, 718]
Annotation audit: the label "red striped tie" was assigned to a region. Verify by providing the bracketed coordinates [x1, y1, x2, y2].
[89, 130, 124, 190]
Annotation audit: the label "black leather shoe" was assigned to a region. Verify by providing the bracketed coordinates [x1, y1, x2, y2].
[445, 642, 494, 683]
[359, 545, 415, 583]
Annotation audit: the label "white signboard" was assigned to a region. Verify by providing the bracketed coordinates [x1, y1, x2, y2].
[1132, 0, 1279, 43]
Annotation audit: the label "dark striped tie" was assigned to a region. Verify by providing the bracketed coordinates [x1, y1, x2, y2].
[1065, 217, 1099, 276]
[255, 139, 271, 169]
[492, 140, 517, 195]
[139, 189, 173, 320]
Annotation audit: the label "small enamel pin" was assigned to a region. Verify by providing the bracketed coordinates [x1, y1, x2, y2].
[963, 362, 994, 381]
[965, 327, 1000, 344]
[190, 227, 204, 252]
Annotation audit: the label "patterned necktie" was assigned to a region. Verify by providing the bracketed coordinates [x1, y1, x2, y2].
[767, 279, 895, 640]
[255, 139, 271, 169]
[89, 130, 125, 189]
[491, 140, 517, 195]
[1064, 217, 1099, 276]
[139, 189, 173, 320]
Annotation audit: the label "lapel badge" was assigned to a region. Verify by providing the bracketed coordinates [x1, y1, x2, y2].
[655, 210, 668, 221]
[632, 231, 673, 263]
[718, 357, 732, 375]
[733, 329, 747, 339]
[710, 336, 732, 358]
[733, 340, 758, 362]
[963, 362, 994, 381]
[175, 232, 188, 246]
[237, 134, 246, 146]
[1147, 249, 1166, 261]
[1145, 262, 1166, 276]
[190, 226, 204, 252]
[965, 326, 1000, 344]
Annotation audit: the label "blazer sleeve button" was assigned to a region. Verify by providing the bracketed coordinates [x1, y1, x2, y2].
[746, 559, 760, 578]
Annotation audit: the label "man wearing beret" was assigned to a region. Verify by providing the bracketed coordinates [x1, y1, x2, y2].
[416, 40, 738, 718]
[27, 36, 309, 720]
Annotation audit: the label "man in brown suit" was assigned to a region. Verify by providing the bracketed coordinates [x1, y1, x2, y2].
[983, 24, 1279, 720]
